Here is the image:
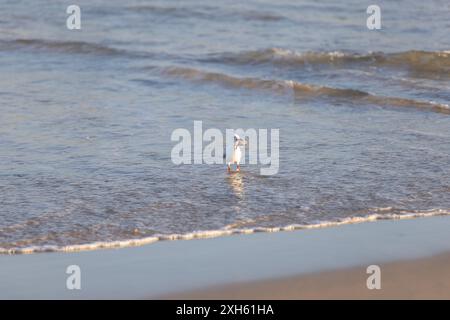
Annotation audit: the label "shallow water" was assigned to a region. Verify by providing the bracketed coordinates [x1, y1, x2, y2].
[0, 0, 449, 253]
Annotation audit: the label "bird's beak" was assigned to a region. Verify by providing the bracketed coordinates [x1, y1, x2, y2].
[239, 138, 247, 145]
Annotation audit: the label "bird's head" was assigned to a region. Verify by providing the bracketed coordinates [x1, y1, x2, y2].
[234, 134, 246, 147]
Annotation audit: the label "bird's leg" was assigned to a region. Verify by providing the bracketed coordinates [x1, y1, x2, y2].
[227, 164, 231, 173]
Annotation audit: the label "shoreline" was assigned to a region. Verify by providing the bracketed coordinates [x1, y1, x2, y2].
[2, 209, 449, 255]
[1, 215, 450, 299]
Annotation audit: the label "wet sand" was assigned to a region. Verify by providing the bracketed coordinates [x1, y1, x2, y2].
[168, 252, 450, 299]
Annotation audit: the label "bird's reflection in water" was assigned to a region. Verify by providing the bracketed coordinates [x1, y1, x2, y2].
[226, 172, 245, 200]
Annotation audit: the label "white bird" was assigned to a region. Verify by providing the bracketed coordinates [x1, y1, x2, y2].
[226, 134, 246, 173]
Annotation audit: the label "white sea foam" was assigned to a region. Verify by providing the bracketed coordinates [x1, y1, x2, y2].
[1, 209, 449, 255]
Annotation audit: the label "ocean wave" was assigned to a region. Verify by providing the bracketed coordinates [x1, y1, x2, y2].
[162, 66, 450, 114]
[0, 39, 151, 58]
[126, 5, 285, 22]
[203, 48, 450, 76]
[126, 4, 212, 18]
[1, 208, 449, 254]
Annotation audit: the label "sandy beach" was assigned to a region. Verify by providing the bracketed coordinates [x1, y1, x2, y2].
[1, 215, 450, 299]
[169, 253, 450, 300]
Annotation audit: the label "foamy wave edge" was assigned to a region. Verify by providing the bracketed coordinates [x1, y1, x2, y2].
[206, 48, 450, 70]
[2, 209, 449, 255]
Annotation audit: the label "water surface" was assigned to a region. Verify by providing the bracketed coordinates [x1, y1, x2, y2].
[0, 0, 449, 253]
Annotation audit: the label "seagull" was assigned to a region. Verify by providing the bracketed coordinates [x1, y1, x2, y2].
[226, 134, 246, 173]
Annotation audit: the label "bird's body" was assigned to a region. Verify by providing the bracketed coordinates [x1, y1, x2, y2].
[226, 134, 246, 172]
[226, 143, 242, 164]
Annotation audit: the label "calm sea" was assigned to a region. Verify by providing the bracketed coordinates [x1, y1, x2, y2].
[0, 0, 449, 253]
